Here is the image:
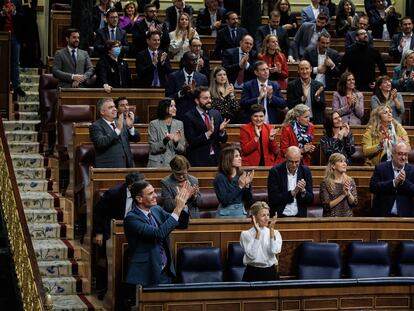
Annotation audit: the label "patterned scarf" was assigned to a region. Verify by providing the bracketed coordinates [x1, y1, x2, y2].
[381, 122, 398, 161]
[292, 121, 312, 148]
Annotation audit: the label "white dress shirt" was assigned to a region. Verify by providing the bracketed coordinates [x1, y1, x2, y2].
[124, 188, 133, 217]
[315, 49, 327, 86]
[284, 167, 299, 216]
[257, 79, 270, 124]
[391, 162, 405, 215]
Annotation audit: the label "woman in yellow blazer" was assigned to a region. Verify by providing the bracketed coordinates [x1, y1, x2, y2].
[362, 105, 409, 166]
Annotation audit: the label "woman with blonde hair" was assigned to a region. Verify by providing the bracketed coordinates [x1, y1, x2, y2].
[319, 153, 358, 217]
[392, 49, 414, 92]
[273, 0, 298, 37]
[362, 105, 409, 166]
[276, 104, 315, 165]
[169, 12, 199, 60]
[118, 1, 142, 32]
[240, 201, 282, 281]
[257, 34, 288, 90]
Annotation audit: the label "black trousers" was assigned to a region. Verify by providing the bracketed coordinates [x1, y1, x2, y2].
[242, 264, 279, 282]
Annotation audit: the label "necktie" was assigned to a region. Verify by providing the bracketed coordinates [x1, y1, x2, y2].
[110, 122, 116, 131]
[110, 29, 115, 40]
[203, 113, 214, 154]
[148, 213, 168, 268]
[152, 51, 160, 87]
[187, 75, 192, 85]
[235, 53, 245, 86]
[232, 28, 237, 42]
[71, 49, 77, 69]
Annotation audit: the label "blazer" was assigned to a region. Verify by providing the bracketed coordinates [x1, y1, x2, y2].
[332, 91, 364, 125]
[267, 162, 314, 217]
[131, 19, 170, 54]
[286, 78, 326, 124]
[392, 65, 414, 92]
[368, 7, 399, 39]
[214, 26, 248, 59]
[222, 47, 257, 87]
[183, 108, 228, 166]
[240, 122, 279, 166]
[240, 79, 286, 124]
[277, 123, 315, 166]
[95, 55, 131, 88]
[135, 48, 172, 88]
[165, 70, 208, 120]
[291, 22, 329, 60]
[389, 33, 414, 63]
[164, 4, 193, 32]
[255, 25, 291, 57]
[196, 7, 227, 35]
[89, 118, 140, 168]
[344, 29, 374, 52]
[124, 204, 189, 285]
[370, 161, 414, 217]
[147, 118, 186, 167]
[302, 47, 342, 91]
[93, 182, 128, 240]
[161, 174, 201, 218]
[301, 5, 330, 24]
[93, 27, 129, 57]
[52, 47, 94, 88]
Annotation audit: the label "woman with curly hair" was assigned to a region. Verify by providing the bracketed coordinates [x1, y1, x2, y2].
[335, 0, 358, 37]
[169, 12, 199, 61]
[118, 1, 142, 33]
[273, 0, 298, 37]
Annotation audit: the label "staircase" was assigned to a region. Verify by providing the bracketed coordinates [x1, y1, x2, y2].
[3, 68, 99, 310]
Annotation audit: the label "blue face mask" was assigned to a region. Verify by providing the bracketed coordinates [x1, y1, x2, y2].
[112, 46, 121, 57]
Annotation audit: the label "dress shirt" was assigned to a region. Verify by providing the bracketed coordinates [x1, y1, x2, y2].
[257, 79, 269, 124]
[311, 4, 320, 20]
[210, 11, 217, 37]
[391, 162, 405, 215]
[301, 79, 313, 118]
[269, 25, 277, 36]
[138, 206, 179, 221]
[103, 118, 136, 136]
[108, 27, 116, 40]
[315, 50, 327, 86]
[124, 188, 133, 217]
[284, 167, 299, 216]
[398, 33, 413, 53]
[240, 226, 282, 268]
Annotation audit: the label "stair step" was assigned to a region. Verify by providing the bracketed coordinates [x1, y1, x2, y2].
[43, 276, 89, 295]
[8, 141, 39, 153]
[20, 68, 39, 75]
[20, 74, 40, 84]
[38, 260, 74, 277]
[20, 82, 39, 92]
[21, 192, 55, 209]
[50, 295, 95, 311]
[18, 179, 50, 192]
[17, 91, 38, 102]
[14, 167, 46, 179]
[5, 130, 38, 142]
[14, 111, 39, 121]
[3, 120, 38, 131]
[12, 154, 44, 168]
[28, 223, 71, 239]
[33, 239, 75, 261]
[15, 101, 39, 112]
[25, 208, 58, 223]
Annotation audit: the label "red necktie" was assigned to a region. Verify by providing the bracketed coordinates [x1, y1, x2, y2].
[203, 113, 214, 154]
[110, 122, 116, 131]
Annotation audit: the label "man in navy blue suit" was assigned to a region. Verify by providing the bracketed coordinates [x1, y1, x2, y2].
[165, 51, 208, 120]
[183, 86, 229, 166]
[370, 141, 414, 217]
[240, 60, 286, 124]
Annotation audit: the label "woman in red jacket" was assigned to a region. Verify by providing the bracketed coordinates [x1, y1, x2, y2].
[276, 104, 315, 165]
[240, 104, 279, 166]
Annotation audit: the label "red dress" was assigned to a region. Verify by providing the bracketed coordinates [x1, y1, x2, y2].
[257, 52, 288, 90]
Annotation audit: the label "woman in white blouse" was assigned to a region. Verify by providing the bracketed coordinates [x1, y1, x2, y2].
[169, 12, 199, 61]
[240, 201, 282, 281]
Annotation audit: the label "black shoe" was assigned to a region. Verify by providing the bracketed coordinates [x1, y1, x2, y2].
[15, 87, 26, 97]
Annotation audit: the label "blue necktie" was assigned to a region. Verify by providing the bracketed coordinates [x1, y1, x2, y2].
[110, 29, 115, 41]
[152, 51, 160, 87]
[187, 75, 192, 85]
[232, 28, 237, 42]
[71, 49, 77, 70]
[148, 212, 168, 268]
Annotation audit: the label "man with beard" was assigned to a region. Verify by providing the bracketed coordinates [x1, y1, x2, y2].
[183, 86, 229, 166]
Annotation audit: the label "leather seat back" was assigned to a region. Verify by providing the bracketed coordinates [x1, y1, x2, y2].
[347, 242, 390, 278]
[397, 241, 414, 277]
[227, 243, 245, 282]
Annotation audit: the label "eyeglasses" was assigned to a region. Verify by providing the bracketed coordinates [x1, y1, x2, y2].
[108, 16, 119, 19]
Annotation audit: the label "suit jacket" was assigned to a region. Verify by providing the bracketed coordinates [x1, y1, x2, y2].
[93, 27, 129, 57]
[389, 33, 414, 63]
[165, 70, 208, 120]
[164, 4, 193, 32]
[286, 78, 326, 124]
[392, 65, 414, 92]
[240, 122, 279, 166]
[183, 108, 228, 166]
[292, 22, 329, 60]
[303, 47, 342, 91]
[124, 204, 189, 286]
[240, 79, 286, 123]
[196, 53, 211, 79]
[370, 161, 414, 217]
[131, 19, 170, 55]
[222, 47, 257, 87]
[344, 29, 374, 52]
[255, 25, 291, 56]
[89, 118, 140, 168]
[95, 55, 131, 88]
[196, 7, 227, 35]
[147, 118, 186, 167]
[301, 4, 330, 24]
[135, 48, 171, 88]
[267, 162, 314, 217]
[368, 7, 399, 39]
[52, 47, 94, 88]
[93, 182, 128, 240]
[214, 26, 248, 59]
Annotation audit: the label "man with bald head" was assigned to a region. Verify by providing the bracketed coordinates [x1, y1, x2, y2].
[287, 60, 325, 124]
[267, 146, 314, 217]
[370, 141, 414, 217]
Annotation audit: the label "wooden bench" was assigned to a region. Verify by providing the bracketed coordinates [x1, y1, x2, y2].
[105, 217, 414, 310]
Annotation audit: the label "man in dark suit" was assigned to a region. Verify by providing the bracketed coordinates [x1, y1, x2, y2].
[214, 11, 248, 59]
[165, 51, 208, 120]
[196, 0, 226, 36]
[93, 8, 129, 57]
[89, 98, 140, 168]
[135, 30, 172, 88]
[124, 180, 190, 288]
[240, 60, 286, 124]
[287, 60, 325, 124]
[255, 10, 291, 56]
[183, 86, 229, 166]
[190, 37, 210, 79]
[389, 17, 414, 63]
[222, 34, 257, 88]
[303, 33, 341, 91]
[267, 146, 314, 217]
[131, 3, 170, 55]
[164, 0, 193, 32]
[370, 141, 414, 217]
[368, 0, 399, 39]
[345, 14, 374, 52]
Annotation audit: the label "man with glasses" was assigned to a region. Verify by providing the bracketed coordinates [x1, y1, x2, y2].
[345, 14, 373, 52]
[267, 146, 314, 217]
[370, 141, 414, 217]
[189, 37, 210, 78]
[94, 7, 129, 57]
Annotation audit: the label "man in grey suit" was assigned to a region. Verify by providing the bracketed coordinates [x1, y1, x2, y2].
[52, 28, 94, 88]
[89, 98, 140, 168]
